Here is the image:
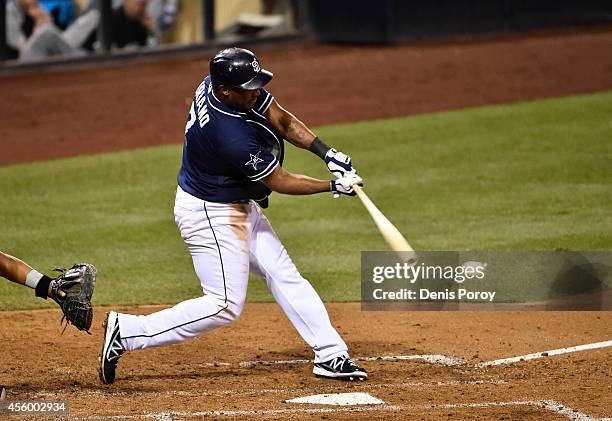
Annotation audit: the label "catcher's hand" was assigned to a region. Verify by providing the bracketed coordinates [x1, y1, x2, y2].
[325, 149, 356, 178]
[50, 263, 96, 333]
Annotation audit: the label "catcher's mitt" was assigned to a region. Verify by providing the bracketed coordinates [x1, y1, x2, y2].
[50, 263, 96, 333]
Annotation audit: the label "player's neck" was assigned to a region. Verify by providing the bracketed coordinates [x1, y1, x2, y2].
[214, 89, 237, 110]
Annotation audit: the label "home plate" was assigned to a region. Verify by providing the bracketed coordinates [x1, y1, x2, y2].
[284, 392, 385, 406]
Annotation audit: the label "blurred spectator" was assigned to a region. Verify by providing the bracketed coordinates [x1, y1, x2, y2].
[147, 0, 178, 35]
[109, 0, 152, 48]
[40, 0, 76, 29]
[5, 0, 99, 61]
[81, 0, 177, 51]
[159, 0, 201, 45]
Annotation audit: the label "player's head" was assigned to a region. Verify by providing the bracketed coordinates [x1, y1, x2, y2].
[210, 47, 273, 91]
[210, 47, 273, 111]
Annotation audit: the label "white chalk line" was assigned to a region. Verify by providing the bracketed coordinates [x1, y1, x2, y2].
[208, 340, 612, 370]
[76, 405, 404, 420]
[368, 378, 507, 390]
[238, 353, 464, 367]
[426, 400, 610, 421]
[75, 400, 611, 420]
[539, 400, 612, 421]
[82, 340, 607, 376]
[479, 340, 612, 367]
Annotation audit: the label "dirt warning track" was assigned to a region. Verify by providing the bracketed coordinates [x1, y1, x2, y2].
[1, 27, 612, 166]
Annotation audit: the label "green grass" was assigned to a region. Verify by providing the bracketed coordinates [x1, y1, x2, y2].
[1, 91, 611, 309]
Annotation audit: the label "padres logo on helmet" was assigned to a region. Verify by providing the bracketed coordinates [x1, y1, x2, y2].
[251, 59, 261, 73]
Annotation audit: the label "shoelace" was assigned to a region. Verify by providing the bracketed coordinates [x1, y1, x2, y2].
[345, 358, 359, 369]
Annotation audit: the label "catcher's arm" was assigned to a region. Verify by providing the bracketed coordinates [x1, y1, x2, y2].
[0, 251, 34, 285]
[0, 252, 95, 332]
[0, 251, 64, 299]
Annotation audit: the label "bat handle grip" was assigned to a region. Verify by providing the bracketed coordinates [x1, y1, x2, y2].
[352, 184, 365, 197]
[332, 184, 360, 198]
[332, 175, 361, 199]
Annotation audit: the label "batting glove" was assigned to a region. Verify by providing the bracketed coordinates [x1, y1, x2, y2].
[331, 172, 363, 196]
[325, 149, 356, 178]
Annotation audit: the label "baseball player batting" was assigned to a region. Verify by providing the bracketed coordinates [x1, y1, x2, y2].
[99, 47, 366, 384]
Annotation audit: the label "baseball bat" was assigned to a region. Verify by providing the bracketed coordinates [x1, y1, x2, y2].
[353, 185, 418, 264]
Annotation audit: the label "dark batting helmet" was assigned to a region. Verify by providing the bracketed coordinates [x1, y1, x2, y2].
[210, 47, 273, 90]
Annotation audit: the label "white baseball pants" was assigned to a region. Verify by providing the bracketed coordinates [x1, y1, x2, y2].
[117, 186, 348, 363]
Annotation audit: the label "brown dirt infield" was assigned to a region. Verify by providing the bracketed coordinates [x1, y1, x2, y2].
[0, 306, 611, 419]
[1, 27, 612, 420]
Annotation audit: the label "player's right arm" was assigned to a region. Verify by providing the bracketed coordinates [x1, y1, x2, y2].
[262, 166, 361, 196]
[219, 130, 361, 197]
[266, 99, 357, 179]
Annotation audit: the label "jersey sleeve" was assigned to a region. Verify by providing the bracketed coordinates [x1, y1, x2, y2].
[253, 87, 274, 115]
[221, 134, 279, 182]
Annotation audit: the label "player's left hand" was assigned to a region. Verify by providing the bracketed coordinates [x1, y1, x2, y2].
[325, 149, 355, 178]
[331, 172, 363, 197]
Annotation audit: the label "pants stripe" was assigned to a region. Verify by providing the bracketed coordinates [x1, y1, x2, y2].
[122, 202, 229, 340]
[203, 202, 228, 303]
[122, 305, 228, 339]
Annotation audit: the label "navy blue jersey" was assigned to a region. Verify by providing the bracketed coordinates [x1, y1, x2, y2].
[178, 76, 284, 204]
